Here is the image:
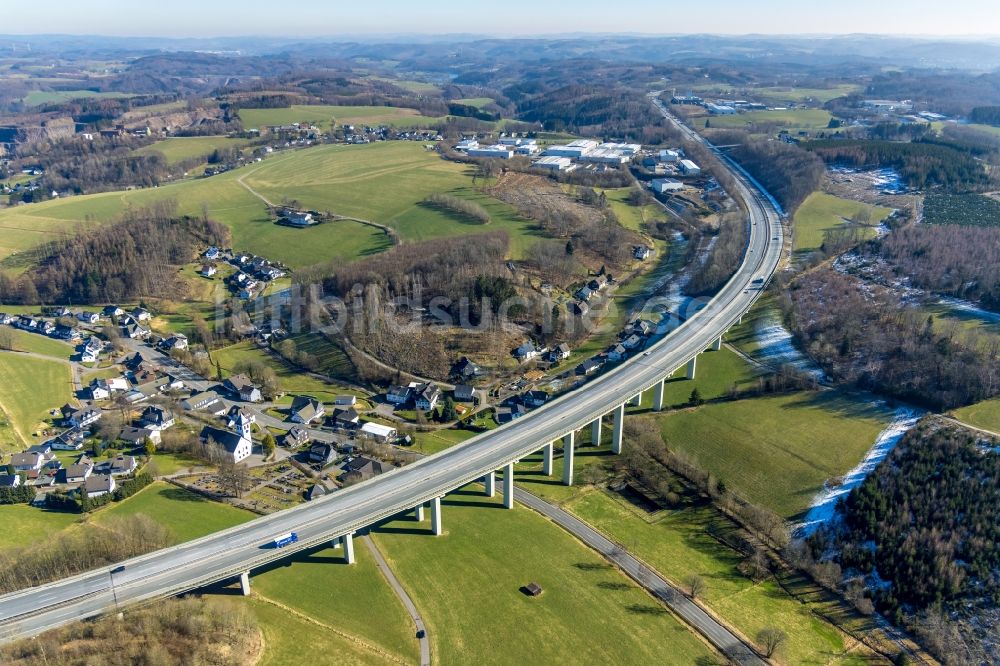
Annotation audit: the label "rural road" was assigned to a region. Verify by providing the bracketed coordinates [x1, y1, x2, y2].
[360, 535, 431, 666]
[514, 487, 767, 665]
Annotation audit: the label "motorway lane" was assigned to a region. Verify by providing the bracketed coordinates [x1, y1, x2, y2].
[0, 98, 783, 651]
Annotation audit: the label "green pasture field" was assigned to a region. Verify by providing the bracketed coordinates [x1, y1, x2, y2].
[0, 142, 541, 272]
[133, 136, 253, 166]
[653, 392, 894, 519]
[793, 192, 892, 253]
[96, 481, 253, 543]
[250, 541, 418, 662]
[568, 491, 880, 665]
[0, 504, 82, 551]
[689, 83, 859, 105]
[952, 398, 1000, 434]
[371, 488, 716, 664]
[22, 90, 131, 106]
[239, 105, 447, 131]
[700, 109, 834, 131]
[213, 341, 359, 402]
[452, 97, 495, 109]
[0, 353, 73, 448]
[1, 328, 75, 360]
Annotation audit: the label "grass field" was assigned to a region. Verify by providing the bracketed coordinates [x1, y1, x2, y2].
[133, 136, 252, 166]
[213, 341, 359, 401]
[0, 142, 540, 272]
[568, 491, 875, 665]
[700, 109, 834, 132]
[952, 398, 1000, 434]
[793, 192, 892, 253]
[239, 105, 446, 131]
[628, 347, 763, 411]
[452, 97, 495, 109]
[0, 504, 82, 551]
[249, 599, 390, 666]
[250, 541, 418, 662]
[688, 84, 859, 105]
[97, 482, 253, 542]
[414, 427, 477, 454]
[372, 488, 716, 664]
[22, 90, 131, 106]
[1, 329, 75, 360]
[654, 392, 894, 519]
[0, 353, 74, 448]
[601, 187, 661, 232]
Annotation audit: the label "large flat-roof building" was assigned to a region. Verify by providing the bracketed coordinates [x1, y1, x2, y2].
[543, 139, 599, 159]
[678, 159, 702, 176]
[650, 178, 685, 194]
[467, 145, 515, 159]
[579, 147, 630, 165]
[533, 156, 576, 172]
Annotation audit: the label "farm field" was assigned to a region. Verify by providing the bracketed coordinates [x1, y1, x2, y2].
[689, 83, 860, 105]
[699, 108, 834, 131]
[133, 136, 253, 166]
[452, 97, 495, 108]
[250, 541, 418, 662]
[0, 353, 74, 450]
[0, 142, 542, 272]
[601, 187, 661, 232]
[793, 192, 892, 252]
[372, 487, 717, 665]
[568, 490, 878, 665]
[22, 89, 132, 106]
[96, 481, 254, 543]
[653, 392, 894, 519]
[952, 398, 1000, 434]
[923, 193, 1000, 227]
[239, 105, 446, 131]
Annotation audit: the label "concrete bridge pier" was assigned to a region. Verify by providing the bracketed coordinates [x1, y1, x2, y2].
[653, 379, 665, 412]
[503, 462, 515, 509]
[711, 335, 723, 351]
[542, 442, 554, 476]
[239, 571, 250, 596]
[414, 503, 425, 522]
[562, 431, 575, 486]
[612, 403, 625, 454]
[483, 471, 496, 497]
[342, 533, 356, 564]
[591, 416, 602, 446]
[630, 392, 642, 407]
[686, 355, 697, 379]
[430, 497, 442, 536]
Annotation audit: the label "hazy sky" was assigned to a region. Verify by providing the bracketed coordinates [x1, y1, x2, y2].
[6, 0, 1000, 38]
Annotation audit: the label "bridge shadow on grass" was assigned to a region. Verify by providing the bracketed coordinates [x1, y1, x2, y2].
[159, 486, 216, 502]
[197, 545, 352, 597]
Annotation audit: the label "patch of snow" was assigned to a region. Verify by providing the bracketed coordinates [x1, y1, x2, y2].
[751, 308, 825, 379]
[795, 406, 924, 536]
[937, 296, 1000, 324]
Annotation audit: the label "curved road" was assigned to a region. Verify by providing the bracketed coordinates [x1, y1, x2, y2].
[0, 99, 783, 661]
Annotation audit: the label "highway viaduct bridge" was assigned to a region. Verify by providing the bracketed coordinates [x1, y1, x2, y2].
[0, 100, 783, 663]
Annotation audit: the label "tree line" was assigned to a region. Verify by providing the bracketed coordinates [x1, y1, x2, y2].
[730, 138, 825, 213]
[423, 192, 491, 224]
[0, 202, 230, 305]
[784, 268, 1000, 410]
[805, 139, 994, 191]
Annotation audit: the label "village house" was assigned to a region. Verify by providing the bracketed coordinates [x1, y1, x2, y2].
[340, 455, 385, 482]
[308, 442, 337, 466]
[576, 357, 604, 375]
[204, 246, 220, 260]
[546, 343, 571, 363]
[331, 407, 360, 430]
[513, 342, 538, 362]
[224, 374, 262, 403]
[386, 384, 412, 406]
[452, 357, 482, 379]
[633, 245, 653, 261]
[495, 402, 528, 424]
[522, 390, 548, 408]
[139, 405, 175, 431]
[284, 425, 310, 447]
[77, 311, 100, 324]
[10, 451, 44, 472]
[159, 334, 188, 351]
[103, 305, 124, 318]
[575, 286, 593, 302]
[334, 395, 357, 407]
[117, 426, 160, 447]
[622, 333, 644, 350]
[83, 474, 115, 498]
[226, 406, 255, 430]
[414, 383, 441, 411]
[290, 396, 325, 424]
[453, 384, 476, 402]
[200, 264, 217, 277]
[59, 460, 93, 484]
[571, 301, 590, 317]
[607, 344, 628, 362]
[131, 307, 152, 322]
[61, 405, 102, 428]
[48, 428, 85, 451]
[0, 474, 21, 488]
[588, 275, 608, 291]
